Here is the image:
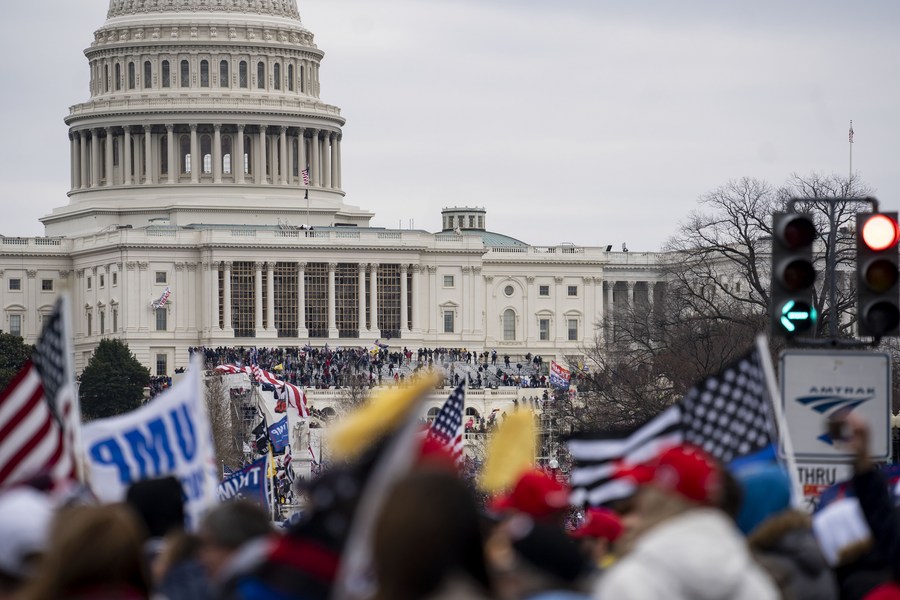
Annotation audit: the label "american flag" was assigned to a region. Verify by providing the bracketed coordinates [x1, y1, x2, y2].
[0, 296, 78, 488]
[849, 120, 854, 144]
[301, 166, 310, 186]
[568, 346, 775, 507]
[425, 385, 465, 466]
[152, 286, 171, 309]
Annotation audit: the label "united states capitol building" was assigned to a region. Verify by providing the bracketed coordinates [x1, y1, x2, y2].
[1, 0, 664, 377]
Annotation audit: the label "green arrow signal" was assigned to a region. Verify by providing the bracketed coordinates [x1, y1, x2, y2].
[779, 300, 816, 333]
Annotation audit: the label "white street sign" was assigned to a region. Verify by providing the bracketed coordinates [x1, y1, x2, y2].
[780, 350, 891, 462]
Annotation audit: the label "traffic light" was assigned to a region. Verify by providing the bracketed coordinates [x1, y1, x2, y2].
[771, 213, 817, 337]
[857, 212, 900, 337]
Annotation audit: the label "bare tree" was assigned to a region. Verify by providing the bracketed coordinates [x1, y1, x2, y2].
[337, 371, 371, 414]
[205, 374, 245, 469]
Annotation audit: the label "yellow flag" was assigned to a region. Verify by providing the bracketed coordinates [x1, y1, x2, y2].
[478, 410, 536, 494]
[329, 373, 439, 462]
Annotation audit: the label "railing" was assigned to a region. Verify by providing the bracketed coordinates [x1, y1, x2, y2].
[377, 232, 401, 240]
[335, 231, 360, 239]
[33, 238, 63, 246]
[147, 229, 176, 237]
[231, 229, 256, 237]
[2, 238, 28, 245]
[274, 230, 299, 238]
[380, 329, 401, 339]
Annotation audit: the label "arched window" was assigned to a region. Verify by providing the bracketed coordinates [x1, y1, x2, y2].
[257, 61, 265, 89]
[219, 60, 229, 87]
[244, 135, 252, 174]
[180, 60, 190, 87]
[273, 63, 281, 90]
[180, 135, 191, 175]
[222, 136, 232, 174]
[201, 135, 212, 173]
[104, 64, 110, 92]
[287, 64, 294, 91]
[115, 63, 121, 90]
[239, 61, 248, 88]
[299, 64, 305, 93]
[143, 61, 152, 88]
[426, 407, 441, 423]
[160, 132, 168, 175]
[127, 62, 135, 89]
[503, 309, 516, 341]
[162, 60, 170, 88]
[200, 60, 209, 87]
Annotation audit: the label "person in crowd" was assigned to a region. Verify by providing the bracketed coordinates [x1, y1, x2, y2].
[570, 508, 623, 570]
[487, 514, 593, 599]
[490, 469, 570, 527]
[372, 468, 494, 600]
[197, 501, 273, 585]
[594, 444, 779, 599]
[0, 487, 55, 599]
[734, 463, 837, 600]
[20, 504, 151, 600]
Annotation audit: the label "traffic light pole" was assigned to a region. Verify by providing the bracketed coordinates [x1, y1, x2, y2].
[785, 196, 880, 348]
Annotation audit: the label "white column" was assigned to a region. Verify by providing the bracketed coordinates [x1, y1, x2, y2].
[123, 127, 132, 185]
[279, 127, 288, 185]
[190, 124, 199, 184]
[400, 264, 409, 333]
[209, 262, 219, 333]
[166, 124, 175, 184]
[327, 263, 338, 337]
[257, 125, 268, 184]
[213, 124, 222, 184]
[330, 132, 338, 189]
[298, 128, 307, 175]
[335, 135, 342, 189]
[254, 262, 263, 334]
[322, 133, 332, 188]
[145, 125, 155, 184]
[104, 127, 114, 186]
[358, 263, 367, 337]
[223, 261, 233, 332]
[461, 267, 470, 334]
[235, 125, 245, 184]
[90, 129, 101, 188]
[297, 262, 308, 336]
[266, 262, 275, 332]
[627, 280, 635, 307]
[411, 265, 421, 332]
[72, 134, 81, 190]
[605, 281, 615, 342]
[79, 131, 88, 189]
[369, 263, 378, 332]
[309, 129, 319, 187]
[554, 276, 563, 340]
[287, 131, 295, 185]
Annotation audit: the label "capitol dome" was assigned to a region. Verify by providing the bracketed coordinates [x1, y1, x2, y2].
[43, 0, 373, 236]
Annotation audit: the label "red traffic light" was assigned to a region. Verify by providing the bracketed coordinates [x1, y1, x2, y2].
[861, 214, 900, 252]
[777, 215, 816, 250]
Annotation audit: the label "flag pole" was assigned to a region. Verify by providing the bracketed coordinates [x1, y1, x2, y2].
[849, 120, 854, 186]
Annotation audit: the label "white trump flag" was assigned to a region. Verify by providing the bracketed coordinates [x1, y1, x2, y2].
[82, 355, 218, 529]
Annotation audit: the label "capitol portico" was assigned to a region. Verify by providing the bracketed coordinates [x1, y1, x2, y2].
[0, 0, 665, 375]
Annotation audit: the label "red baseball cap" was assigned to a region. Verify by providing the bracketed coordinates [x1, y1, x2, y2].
[571, 508, 623, 542]
[490, 469, 570, 520]
[616, 444, 721, 505]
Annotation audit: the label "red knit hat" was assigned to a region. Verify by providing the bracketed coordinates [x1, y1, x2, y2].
[490, 470, 570, 520]
[616, 444, 721, 505]
[571, 508, 623, 542]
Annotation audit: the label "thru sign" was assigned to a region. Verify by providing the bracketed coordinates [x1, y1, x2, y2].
[780, 350, 891, 462]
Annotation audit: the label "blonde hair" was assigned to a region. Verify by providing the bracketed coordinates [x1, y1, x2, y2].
[19, 504, 150, 600]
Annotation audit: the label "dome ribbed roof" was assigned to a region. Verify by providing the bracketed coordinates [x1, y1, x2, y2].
[107, 0, 300, 20]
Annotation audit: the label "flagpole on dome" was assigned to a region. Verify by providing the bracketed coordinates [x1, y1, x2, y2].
[848, 120, 854, 186]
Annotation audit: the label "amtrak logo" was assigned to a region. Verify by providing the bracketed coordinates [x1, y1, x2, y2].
[795, 386, 875, 445]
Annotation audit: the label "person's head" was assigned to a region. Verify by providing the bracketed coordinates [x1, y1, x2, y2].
[571, 508, 623, 565]
[20, 504, 150, 600]
[125, 476, 185, 538]
[734, 463, 792, 535]
[489, 469, 570, 526]
[0, 488, 55, 598]
[197, 501, 272, 577]
[373, 468, 491, 600]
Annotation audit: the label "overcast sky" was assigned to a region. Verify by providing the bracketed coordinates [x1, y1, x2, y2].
[2, 1, 899, 250]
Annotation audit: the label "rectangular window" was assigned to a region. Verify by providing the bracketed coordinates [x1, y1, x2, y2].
[112, 272, 118, 286]
[8, 279, 21, 291]
[100, 311, 105, 335]
[162, 60, 170, 88]
[539, 285, 550, 297]
[112, 308, 118, 332]
[443, 310, 454, 333]
[539, 318, 550, 341]
[155, 271, 167, 284]
[42, 314, 52, 329]
[87, 313, 92, 336]
[568, 319, 579, 341]
[443, 275, 454, 288]
[156, 354, 167, 377]
[99, 274, 105, 288]
[567, 285, 578, 297]
[86, 277, 92, 290]
[155, 307, 167, 331]
[9, 314, 21, 337]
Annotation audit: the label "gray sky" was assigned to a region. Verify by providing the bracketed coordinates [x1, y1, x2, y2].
[2, 1, 899, 250]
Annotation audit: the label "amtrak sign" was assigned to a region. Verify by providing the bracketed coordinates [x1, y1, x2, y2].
[780, 350, 891, 461]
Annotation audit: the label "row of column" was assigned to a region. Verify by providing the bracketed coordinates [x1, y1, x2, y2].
[69, 125, 342, 191]
[211, 262, 420, 337]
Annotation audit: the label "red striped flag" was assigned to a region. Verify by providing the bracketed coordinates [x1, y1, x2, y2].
[0, 297, 78, 489]
[301, 166, 310, 186]
[425, 385, 465, 466]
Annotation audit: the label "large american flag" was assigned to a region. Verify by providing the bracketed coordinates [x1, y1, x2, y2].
[568, 346, 775, 507]
[0, 296, 78, 488]
[301, 166, 310, 186]
[425, 385, 465, 466]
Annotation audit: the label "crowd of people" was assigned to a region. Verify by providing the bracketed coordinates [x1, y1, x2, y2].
[189, 345, 549, 390]
[5, 411, 900, 599]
